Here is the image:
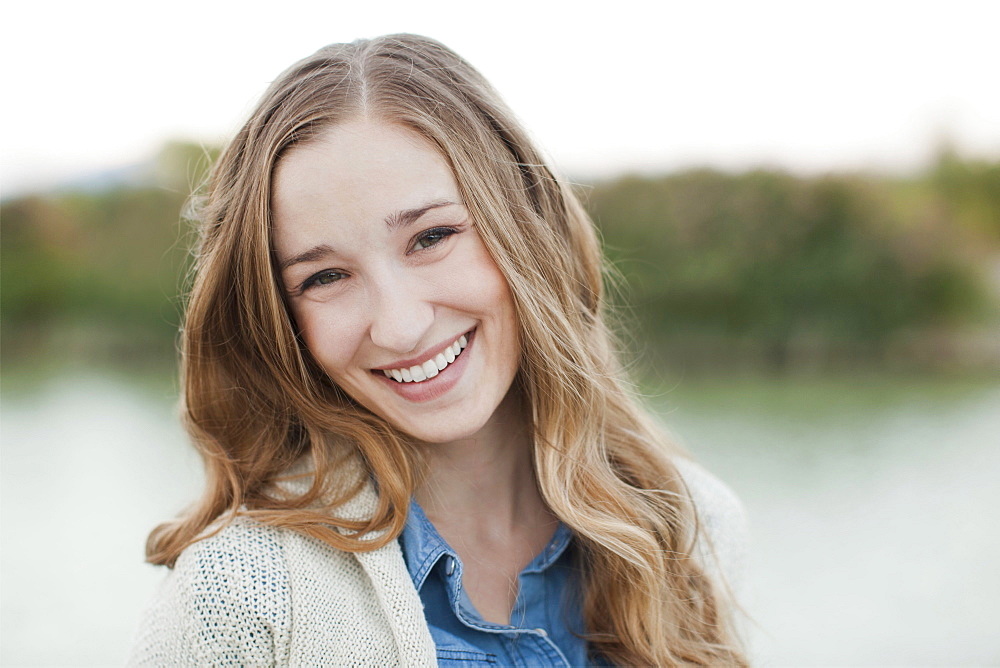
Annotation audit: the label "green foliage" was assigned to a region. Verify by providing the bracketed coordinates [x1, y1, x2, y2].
[586, 162, 997, 368]
[930, 146, 1000, 241]
[1, 144, 206, 349]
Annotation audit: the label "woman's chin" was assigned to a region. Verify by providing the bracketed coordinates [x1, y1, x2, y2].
[389, 414, 491, 446]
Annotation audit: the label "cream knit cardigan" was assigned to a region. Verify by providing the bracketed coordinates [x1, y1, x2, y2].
[128, 458, 746, 666]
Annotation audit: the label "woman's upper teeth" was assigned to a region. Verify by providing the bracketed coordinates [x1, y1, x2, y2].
[382, 335, 468, 383]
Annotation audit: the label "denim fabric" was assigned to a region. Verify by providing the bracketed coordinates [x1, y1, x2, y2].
[400, 500, 589, 667]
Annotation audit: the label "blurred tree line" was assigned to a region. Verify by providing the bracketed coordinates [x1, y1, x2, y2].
[2, 141, 998, 374]
[1, 143, 217, 369]
[587, 150, 1000, 372]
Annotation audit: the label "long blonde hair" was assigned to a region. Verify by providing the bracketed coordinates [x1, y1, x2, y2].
[148, 34, 746, 665]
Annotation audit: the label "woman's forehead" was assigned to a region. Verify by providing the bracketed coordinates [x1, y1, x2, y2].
[270, 120, 462, 250]
[276, 120, 455, 194]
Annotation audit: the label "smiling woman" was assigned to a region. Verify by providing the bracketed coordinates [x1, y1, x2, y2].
[129, 34, 748, 667]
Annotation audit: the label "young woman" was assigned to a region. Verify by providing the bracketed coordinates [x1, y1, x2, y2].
[130, 34, 748, 666]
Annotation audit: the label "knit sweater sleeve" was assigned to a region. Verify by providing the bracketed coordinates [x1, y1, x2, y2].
[128, 519, 292, 667]
[673, 457, 750, 597]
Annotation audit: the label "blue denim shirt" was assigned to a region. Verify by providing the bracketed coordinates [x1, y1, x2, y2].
[400, 500, 589, 666]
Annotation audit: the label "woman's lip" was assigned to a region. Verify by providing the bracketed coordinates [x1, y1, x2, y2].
[370, 329, 474, 372]
[374, 329, 475, 402]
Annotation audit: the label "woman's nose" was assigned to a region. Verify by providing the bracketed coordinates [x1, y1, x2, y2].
[367, 272, 434, 354]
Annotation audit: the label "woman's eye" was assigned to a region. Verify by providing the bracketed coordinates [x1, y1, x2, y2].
[303, 270, 346, 290]
[411, 227, 456, 252]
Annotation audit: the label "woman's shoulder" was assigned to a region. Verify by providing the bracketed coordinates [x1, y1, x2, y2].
[672, 457, 749, 594]
[129, 513, 433, 666]
[672, 456, 746, 537]
[128, 518, 296, 666]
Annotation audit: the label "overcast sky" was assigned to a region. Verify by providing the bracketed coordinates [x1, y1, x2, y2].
[3, 0, 999, 196]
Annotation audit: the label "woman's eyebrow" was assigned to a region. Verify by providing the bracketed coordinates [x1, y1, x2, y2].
[278, 244, 335, 271]
[384, 199, 460, 230]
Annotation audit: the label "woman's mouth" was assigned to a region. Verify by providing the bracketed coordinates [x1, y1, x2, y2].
[377, 332, 470, 383]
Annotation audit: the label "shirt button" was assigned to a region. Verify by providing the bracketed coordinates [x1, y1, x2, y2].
[445, 556, 456, 576]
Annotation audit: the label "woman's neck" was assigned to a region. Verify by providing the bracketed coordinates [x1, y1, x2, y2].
[411, 387, 560, 626]
[413, 388, 549, 533]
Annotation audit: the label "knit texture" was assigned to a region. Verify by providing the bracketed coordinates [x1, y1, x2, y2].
[675, 456, 749, 597]
[129, 482, 437, 667]
[128, 459, 745, 666]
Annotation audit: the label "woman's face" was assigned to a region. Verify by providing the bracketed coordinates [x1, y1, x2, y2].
[272, 119, 521, 444]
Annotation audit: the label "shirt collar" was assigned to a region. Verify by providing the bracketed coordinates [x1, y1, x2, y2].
[400, 498, 454, 591]
[522, 522, 573, 573]
[400, 498, 574, 591]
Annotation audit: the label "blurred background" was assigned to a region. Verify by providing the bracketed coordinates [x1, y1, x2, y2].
[2, 1, 998, 665]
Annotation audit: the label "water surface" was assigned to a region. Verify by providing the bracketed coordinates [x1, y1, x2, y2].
[2, 368, 997, 665]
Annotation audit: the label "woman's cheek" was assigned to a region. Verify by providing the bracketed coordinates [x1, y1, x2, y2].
[296, 303, 357, 375]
